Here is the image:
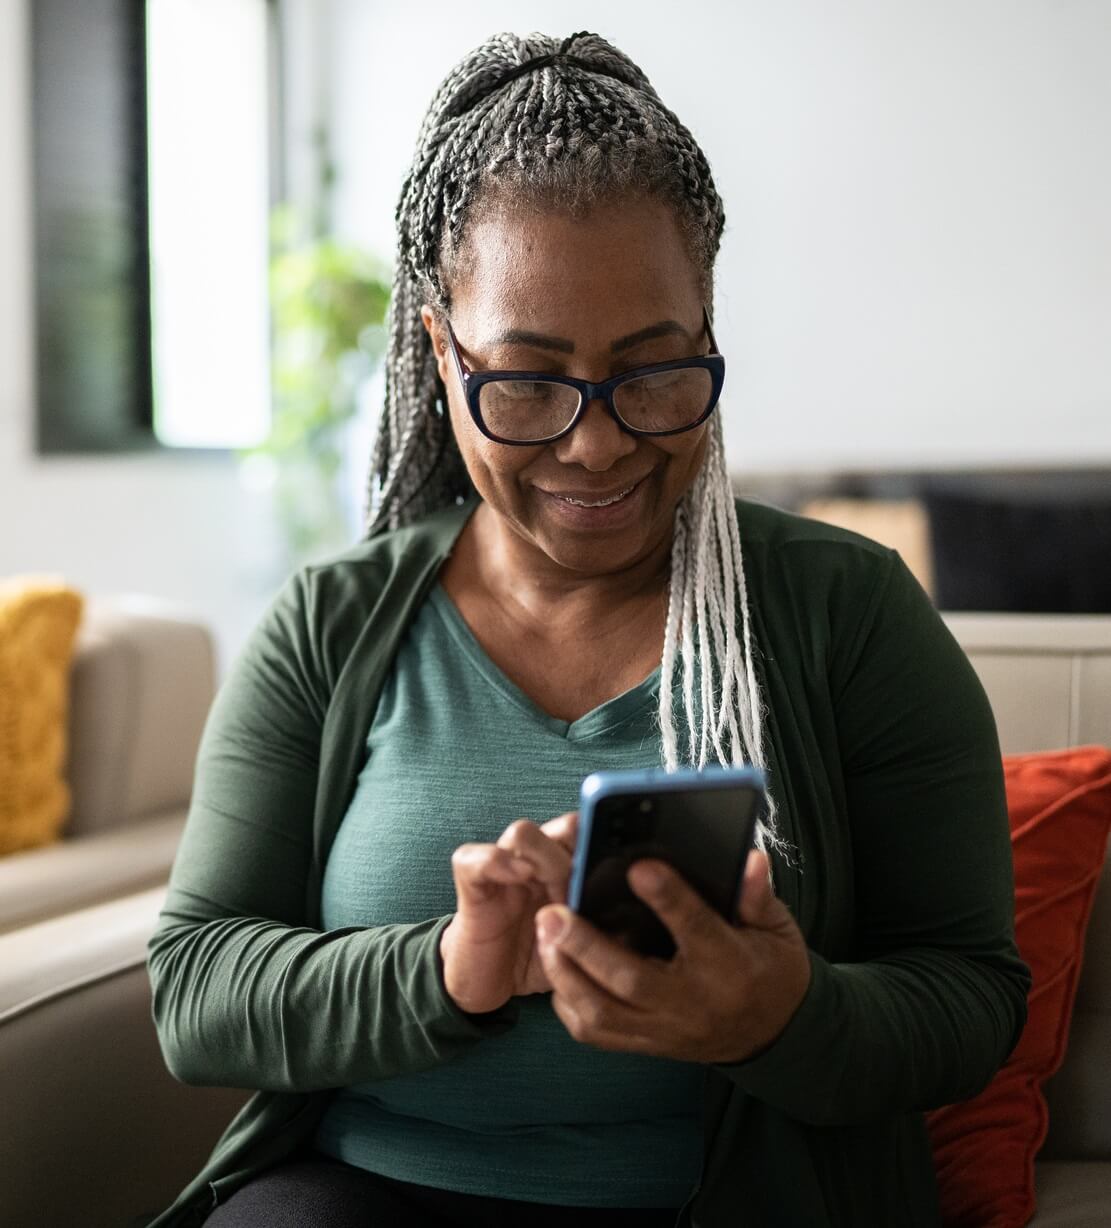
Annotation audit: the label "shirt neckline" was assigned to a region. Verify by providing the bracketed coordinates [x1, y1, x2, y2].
[428, 582, 662, 742]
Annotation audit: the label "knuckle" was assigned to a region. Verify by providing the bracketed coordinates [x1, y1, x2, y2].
[565, 1010, 591, 1042]
[540, 812, 578, 850]
[611, 966, 644, 1001]
[578, 996, 606, 1031]
[551, 997, 578, 1034]
[451, 843, 477, 867]
[498, 819, 536, 848]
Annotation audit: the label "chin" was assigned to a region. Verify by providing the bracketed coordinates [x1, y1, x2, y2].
[532, 514, 664, 576]
[549, 539, 650, 575]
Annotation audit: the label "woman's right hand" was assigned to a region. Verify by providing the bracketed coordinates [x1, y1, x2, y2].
[439, 812, 578, 1014]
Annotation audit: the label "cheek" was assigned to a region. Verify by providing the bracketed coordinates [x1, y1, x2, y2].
[657, 426, 711, 489]
[446, 393, 542, 495]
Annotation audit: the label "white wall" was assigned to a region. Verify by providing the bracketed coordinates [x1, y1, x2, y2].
[325, 0, 1111, 474]
[0, 0, 286, 677]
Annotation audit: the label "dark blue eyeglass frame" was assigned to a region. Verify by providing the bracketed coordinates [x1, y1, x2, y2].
[441, 305, 725, 446]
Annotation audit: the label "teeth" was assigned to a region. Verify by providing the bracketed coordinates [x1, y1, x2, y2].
[558, 485, 635, 508]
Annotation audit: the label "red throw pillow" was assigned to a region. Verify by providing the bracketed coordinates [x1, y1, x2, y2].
[926, 745, 1111, 1228]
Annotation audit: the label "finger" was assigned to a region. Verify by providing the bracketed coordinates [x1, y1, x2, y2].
[535, 904, 661, 1006]
[625, 860, 724, 954]
[737, 849, 796, 936]
[538, 810, 578, 854]
[451, 843, 535, 901]
[737, 848, 774, 924]
[499, 817, 573, 867]
[543, 944, 658, 1053]
[497, 819, 573, 899]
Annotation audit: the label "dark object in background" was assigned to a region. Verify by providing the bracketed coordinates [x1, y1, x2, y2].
[32, 0, 156, 454]
[924, 492, 1111, 613]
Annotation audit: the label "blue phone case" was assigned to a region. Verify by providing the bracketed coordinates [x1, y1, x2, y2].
[567, 765, 766, 958]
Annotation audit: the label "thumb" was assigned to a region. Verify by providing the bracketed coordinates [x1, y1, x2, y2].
[737, 848, 786, 929]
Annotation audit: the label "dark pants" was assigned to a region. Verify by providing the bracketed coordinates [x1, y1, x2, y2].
[203, 1151, 681, 1227]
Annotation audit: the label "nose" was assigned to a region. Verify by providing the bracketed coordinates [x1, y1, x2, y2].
[551, 396, 637, 471]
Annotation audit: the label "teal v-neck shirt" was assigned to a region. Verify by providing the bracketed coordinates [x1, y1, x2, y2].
[313, 584, 702, 1206]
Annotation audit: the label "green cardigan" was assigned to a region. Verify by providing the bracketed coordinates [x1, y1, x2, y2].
[145, 497, 1030, 1227]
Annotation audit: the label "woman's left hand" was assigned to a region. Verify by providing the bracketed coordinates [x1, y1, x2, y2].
[534, 849, 812, 1064]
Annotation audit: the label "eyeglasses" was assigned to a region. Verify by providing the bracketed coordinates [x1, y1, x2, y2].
[441, 306, 725, 446]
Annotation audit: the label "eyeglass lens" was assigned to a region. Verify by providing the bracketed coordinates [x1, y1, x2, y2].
[478, 367, 714, 442]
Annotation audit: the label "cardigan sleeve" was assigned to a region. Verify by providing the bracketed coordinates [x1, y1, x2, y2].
[147, 569, 516, 1094]
[716, 548, 1031, 1126]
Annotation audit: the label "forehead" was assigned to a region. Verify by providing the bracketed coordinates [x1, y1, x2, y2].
[447, 197, 703, 334]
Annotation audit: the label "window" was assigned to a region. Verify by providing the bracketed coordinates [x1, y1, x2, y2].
[146, 0, 272, 448]
[32, 0, 273, 454]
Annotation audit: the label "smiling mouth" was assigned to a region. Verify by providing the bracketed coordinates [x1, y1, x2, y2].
[547, 479, 643, 508]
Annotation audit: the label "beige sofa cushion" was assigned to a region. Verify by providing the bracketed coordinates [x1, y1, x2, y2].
[66, 595, 217, 837]
[0, 811, 187, 934]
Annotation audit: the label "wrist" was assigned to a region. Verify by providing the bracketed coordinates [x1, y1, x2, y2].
[438, 917, 461, 1004]
[717, 946, 816, 1068]
[437, 917, 508, 1017]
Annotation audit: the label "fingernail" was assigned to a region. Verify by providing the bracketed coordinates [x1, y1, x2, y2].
[537, 909, 568, 945]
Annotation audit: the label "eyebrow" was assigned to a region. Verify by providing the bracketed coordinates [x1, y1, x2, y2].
[484, 319, 692, 355]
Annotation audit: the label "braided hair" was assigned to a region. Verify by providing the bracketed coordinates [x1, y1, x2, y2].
[363, 30, 790, 863]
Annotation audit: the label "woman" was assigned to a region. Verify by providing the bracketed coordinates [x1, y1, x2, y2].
[145, 31, 1029, 1228]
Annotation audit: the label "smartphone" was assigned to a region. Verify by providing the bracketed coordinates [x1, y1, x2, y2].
[566, 766, 766, 959]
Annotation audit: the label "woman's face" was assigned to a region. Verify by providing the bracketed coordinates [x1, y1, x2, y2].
[421, 196, 712, 579]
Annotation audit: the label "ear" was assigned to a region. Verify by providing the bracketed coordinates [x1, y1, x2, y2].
[420, 304, 451, 384]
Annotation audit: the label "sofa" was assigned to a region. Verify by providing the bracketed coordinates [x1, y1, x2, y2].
[0, 611, 1108, 1227]
[0, 595, 217, 934]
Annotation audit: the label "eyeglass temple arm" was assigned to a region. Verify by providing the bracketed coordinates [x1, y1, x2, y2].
[703, 305, 720, 354]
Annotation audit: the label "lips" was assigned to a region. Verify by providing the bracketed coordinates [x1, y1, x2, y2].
[540, 476, 647, 508]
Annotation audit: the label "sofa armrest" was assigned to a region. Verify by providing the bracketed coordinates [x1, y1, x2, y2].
[0, 888, 251, 1228]
[67, 596, 217, 838]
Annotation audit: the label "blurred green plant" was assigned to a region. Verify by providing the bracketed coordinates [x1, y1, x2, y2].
[237, 203, 391, 566]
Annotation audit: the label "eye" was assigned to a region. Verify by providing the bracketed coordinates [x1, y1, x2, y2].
[639, 369, 685, 390]
[495, 380, 559, 402]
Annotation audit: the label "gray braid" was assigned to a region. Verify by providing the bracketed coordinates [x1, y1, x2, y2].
[363, 30, 790, 864]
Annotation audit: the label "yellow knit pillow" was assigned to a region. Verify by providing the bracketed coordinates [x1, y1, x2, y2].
[0, 577, 85, 856]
